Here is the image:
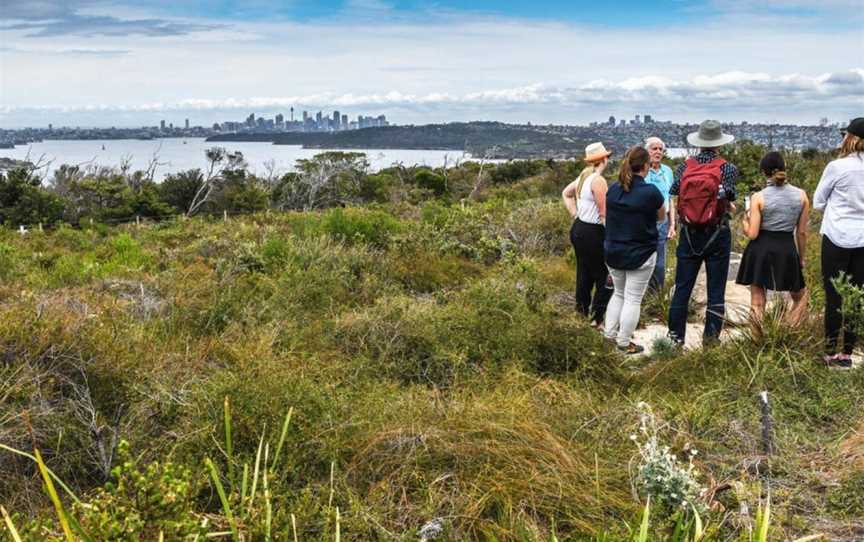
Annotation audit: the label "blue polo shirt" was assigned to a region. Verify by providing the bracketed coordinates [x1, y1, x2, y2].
[604, 175, 664, 270]
[646, 163, 674, 211]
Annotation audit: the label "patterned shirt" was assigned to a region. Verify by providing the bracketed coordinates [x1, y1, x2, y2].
[670, 149, 739, 202]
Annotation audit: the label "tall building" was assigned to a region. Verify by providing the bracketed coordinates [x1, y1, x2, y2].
[302, 110, 309, 122]
[608, 116, 616, 126]
[341, 114, 348, 127]
[333, 111, 340, 129]
[644, 114, 653, 124]
[275, 113, 284, 125]
[185, 118, 190, 129]
[316, 111, 323, 125]
[160, 120, 166, 131]
[290, 107, 294, 122]
[635, 115, 641, 124]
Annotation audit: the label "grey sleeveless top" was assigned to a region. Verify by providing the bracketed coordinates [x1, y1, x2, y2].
[760, 182, 803, 233]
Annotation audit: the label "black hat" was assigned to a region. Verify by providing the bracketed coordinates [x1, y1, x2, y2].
[843, 117, 864, 138]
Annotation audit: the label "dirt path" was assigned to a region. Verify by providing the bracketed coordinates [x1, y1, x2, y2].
[629, 253, 863, 367]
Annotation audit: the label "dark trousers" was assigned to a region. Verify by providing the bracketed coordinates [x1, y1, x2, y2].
[822, 235, 864, 355]
[668, 225, 732, 343]
[570, 219, 612, 324]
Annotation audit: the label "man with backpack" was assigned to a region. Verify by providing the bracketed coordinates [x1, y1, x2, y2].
[667, 120, 740, 347]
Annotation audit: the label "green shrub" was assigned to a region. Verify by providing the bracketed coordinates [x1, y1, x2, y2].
[71, 441, 206, 541]
[334, 265, 621, 386]
[319, 207, 404, 247]
[827, 471, 864, 518]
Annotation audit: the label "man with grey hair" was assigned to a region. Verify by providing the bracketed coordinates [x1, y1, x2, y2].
[644, 136, 676, 291]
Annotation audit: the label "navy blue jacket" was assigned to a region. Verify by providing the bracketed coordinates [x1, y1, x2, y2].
[604, 175, 664, 270]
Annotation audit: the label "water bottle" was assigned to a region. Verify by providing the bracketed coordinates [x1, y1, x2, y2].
[718, 184, 726, 200]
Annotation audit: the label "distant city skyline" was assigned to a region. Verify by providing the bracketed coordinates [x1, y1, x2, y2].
[1, 1, 862, 128]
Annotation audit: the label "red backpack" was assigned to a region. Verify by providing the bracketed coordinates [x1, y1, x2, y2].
[677, 157, 727, 227]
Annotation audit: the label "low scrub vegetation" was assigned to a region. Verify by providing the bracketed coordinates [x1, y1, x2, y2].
[1, 145, 862, 541]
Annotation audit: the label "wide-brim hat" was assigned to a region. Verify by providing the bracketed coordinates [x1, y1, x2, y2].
[687, 120, 735, 148]
[584, 142, 612, 162]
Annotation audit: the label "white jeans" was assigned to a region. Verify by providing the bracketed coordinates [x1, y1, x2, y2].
[604, 253, 657, 347]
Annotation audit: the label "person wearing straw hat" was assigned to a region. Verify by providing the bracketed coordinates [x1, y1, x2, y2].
[562, 142, 613, 328]
[667, 120, 740, 348]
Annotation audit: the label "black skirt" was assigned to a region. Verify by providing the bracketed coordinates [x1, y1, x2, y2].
[736, 230, 805, 291]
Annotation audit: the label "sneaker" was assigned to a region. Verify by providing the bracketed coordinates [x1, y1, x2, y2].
[617, 342, 645, 355]
[666, 332, 685, 350]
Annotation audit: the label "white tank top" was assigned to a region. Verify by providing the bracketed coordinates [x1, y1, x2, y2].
[576, 173, 602, 225]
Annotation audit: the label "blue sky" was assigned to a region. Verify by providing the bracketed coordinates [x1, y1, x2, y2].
[1, 0, 862, 127]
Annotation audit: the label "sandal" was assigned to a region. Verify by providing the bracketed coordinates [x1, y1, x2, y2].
[617, 342, 645, 355]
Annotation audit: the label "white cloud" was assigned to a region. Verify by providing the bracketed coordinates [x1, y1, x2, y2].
[1, 5, 862, 126]
[4, 69, 860, 114]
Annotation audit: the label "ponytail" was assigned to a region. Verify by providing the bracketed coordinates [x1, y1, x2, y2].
[574, 164, 596, 199]
[760, 151, 787, 186]
[618, 146, 650, 193]
[771, 170, 787, 186]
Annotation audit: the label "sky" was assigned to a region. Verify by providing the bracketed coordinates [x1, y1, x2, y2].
[0, 0, 862, 128]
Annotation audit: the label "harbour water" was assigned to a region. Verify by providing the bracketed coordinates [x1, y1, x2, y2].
[0, 138, 474, 180]
[0, 138, 692, 180]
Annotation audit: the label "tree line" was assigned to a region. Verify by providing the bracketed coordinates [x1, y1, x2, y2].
[0, 142, 833, 229]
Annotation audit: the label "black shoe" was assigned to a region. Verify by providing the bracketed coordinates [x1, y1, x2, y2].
[703, 336, 721, 348]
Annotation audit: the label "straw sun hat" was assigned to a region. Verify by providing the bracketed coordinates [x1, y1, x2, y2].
[584, 142, 612, 162]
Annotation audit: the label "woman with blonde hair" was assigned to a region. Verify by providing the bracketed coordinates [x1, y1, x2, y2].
[736, 151, 809, 327]
[814, 117, 864, 367]
[562, 142, 612, 328]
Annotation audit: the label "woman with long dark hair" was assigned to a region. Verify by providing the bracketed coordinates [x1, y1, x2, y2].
[562, 142, 613, 328]
[736, 151, 809, 327]
[814, 117, 864, 367]
[603, 146, 666, 354]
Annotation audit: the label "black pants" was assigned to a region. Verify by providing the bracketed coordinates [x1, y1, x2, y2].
[570, 219, 612, 324]
[822, 235, 864, 355]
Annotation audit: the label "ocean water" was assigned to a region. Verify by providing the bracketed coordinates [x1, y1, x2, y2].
[0, 138, 475, 180]
[1, 138, 691, 181]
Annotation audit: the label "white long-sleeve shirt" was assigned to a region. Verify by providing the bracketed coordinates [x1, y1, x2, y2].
[813, 152, 864, 249]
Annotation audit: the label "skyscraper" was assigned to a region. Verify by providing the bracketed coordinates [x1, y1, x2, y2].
[275, 113, 284, 125]
[333, 111, 340, 129]
[608, 116, 615, 126]
[160, 120, 166, 131]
